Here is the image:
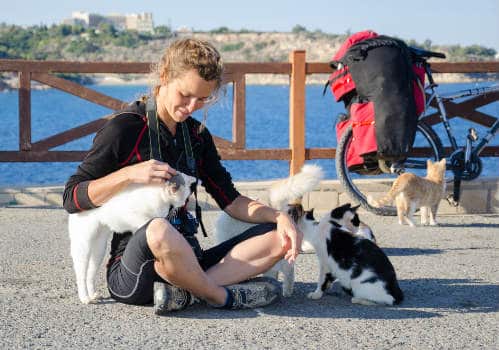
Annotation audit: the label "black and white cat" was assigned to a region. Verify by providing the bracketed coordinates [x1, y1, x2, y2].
[68, 172, 196, 304]
[298, 203, 404, 306]
[214, 164, 325, 297]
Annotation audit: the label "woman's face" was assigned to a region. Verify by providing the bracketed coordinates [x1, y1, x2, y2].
[157, 69, 217, 125]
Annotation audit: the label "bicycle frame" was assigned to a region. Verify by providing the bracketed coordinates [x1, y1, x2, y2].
[422, 63, 499, 171]
[422, 63, 459, 151]
[472, 119, 499, 157]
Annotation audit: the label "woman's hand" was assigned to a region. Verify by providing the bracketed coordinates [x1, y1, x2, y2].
[224, 196, 303, 263]
[275, 211, 303, 263]
[125, 159, 177, 184]
[87, 159, 177, 206]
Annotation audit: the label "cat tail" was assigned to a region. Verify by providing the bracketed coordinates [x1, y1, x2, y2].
[367, 178, 404, 208]
[269, 164, 325, 210]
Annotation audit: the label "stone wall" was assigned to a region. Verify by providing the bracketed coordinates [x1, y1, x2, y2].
[2, 178, 498, 214]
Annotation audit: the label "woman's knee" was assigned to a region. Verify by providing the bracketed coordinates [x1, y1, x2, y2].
[267, 230, 291, 259]
[146, 218, 186, 257]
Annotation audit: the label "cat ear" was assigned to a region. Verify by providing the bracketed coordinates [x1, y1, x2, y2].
[187, 174, 197, 186]
[439, 158, 446, 165]
[427, 159, 433, 167]
[305, 209, 315, 220]
[351, 204, 360, 212]
[287, 203, 304, 222]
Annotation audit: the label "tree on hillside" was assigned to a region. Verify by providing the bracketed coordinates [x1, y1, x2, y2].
[66, 38, 100, 55]
[154, 25, 172, 38]
[210, 26, 230, 33]
[292, 24, 307, 33]
[464, 45, 496, 57]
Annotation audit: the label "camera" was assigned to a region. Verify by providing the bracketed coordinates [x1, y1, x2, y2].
[169, 211, 203, 259]
[170, 211, 198, 236]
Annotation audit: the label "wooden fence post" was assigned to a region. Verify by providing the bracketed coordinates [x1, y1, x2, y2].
[19, 70, 31, 151]
[289, 50, 306, 175]
[232, 73, 246, 148]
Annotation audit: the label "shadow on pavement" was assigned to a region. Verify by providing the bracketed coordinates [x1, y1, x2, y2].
[166, 278, 498, 320]
[398, 278, 499, 312]
[436, 222, 499, 228]
[382, 247, 444, 256]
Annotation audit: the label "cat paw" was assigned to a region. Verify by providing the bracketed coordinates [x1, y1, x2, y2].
[429, 221, 438, 226]
[89, 292, 103, 302]
[90, 292, 102, 300]
[307, 291, 323, 300]
[79, 292, 102, 304]
[79, 296, 92, 304]
[351, 297, 377, 306]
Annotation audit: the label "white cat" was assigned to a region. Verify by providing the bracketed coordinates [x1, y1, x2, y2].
[214, 164, 325, 297]
[68, 172, 196, 304]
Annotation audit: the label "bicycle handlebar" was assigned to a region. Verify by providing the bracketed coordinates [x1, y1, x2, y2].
[409, 47, 446, 60]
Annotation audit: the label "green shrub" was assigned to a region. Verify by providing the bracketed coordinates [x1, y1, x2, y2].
[221, 42, 244, 52]
[66, 39, 100, 55]
[153, 25, 172, 38]
[254, 42, 268, 51]
[292, 24, 307, 33]
[210, 26, 230, 33]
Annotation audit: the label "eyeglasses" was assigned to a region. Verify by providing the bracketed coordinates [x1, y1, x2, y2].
[178, 90, 216, 105]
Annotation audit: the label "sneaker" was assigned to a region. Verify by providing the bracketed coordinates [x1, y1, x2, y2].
[153, 282, 195, 314]
[223, 276, 282, 310]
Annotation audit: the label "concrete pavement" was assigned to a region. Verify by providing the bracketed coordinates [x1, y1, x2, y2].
[1, 207, 498, 349]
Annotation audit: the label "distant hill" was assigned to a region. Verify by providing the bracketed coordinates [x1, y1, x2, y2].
[0, 24, 497, 87]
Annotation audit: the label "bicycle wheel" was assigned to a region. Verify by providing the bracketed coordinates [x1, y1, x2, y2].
[336, 121, 444, 215]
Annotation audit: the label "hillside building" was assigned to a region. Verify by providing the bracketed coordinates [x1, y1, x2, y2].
[62, 11, 154, 33]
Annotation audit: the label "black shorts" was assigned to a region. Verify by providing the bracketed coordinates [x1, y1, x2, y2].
[106, 221, 277, 305]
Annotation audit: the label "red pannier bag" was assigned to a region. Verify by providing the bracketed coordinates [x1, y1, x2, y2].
[328, 30, 379, 103]
[329, 30, 425, 171]
[412, 63, 426, 116]
[335, 102, 378, 173]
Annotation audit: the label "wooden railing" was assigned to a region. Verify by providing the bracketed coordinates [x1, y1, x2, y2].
[0, 52, 498, 175]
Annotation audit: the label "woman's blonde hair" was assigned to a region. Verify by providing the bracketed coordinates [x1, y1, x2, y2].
[151, 38, 224, 97]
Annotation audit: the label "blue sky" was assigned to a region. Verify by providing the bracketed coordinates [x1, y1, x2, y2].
[1, 0, 498, 50]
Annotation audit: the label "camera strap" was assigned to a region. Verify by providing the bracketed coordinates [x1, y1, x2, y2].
[146, 97, 208, 237]
[181, 122, 208, 237]
[146, 98, 163, 161]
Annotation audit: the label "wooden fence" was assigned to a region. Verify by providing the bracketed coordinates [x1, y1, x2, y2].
[0, 52, 498, 175]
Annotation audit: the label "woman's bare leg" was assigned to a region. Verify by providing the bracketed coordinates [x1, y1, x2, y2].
[147, 218, 287, 306]
[206, 229, 287, 285]
[147, 218, 226, 305]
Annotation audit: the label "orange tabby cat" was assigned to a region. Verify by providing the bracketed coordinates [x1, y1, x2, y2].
[368, 159, 446, 227]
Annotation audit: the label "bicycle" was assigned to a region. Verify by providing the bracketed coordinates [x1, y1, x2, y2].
[335, 46, 499, 215]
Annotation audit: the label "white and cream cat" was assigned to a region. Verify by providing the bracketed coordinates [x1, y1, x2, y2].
[368, 159, 446, 227]
[68, 172, 196, 304]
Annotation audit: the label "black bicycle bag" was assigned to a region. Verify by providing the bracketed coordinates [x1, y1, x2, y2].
[328, 30, 425, 170]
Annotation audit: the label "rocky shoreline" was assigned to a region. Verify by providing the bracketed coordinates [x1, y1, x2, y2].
[1, 72, 496, 92]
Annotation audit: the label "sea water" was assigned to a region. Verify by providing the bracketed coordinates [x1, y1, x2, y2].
[0, 83, 497, 186]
